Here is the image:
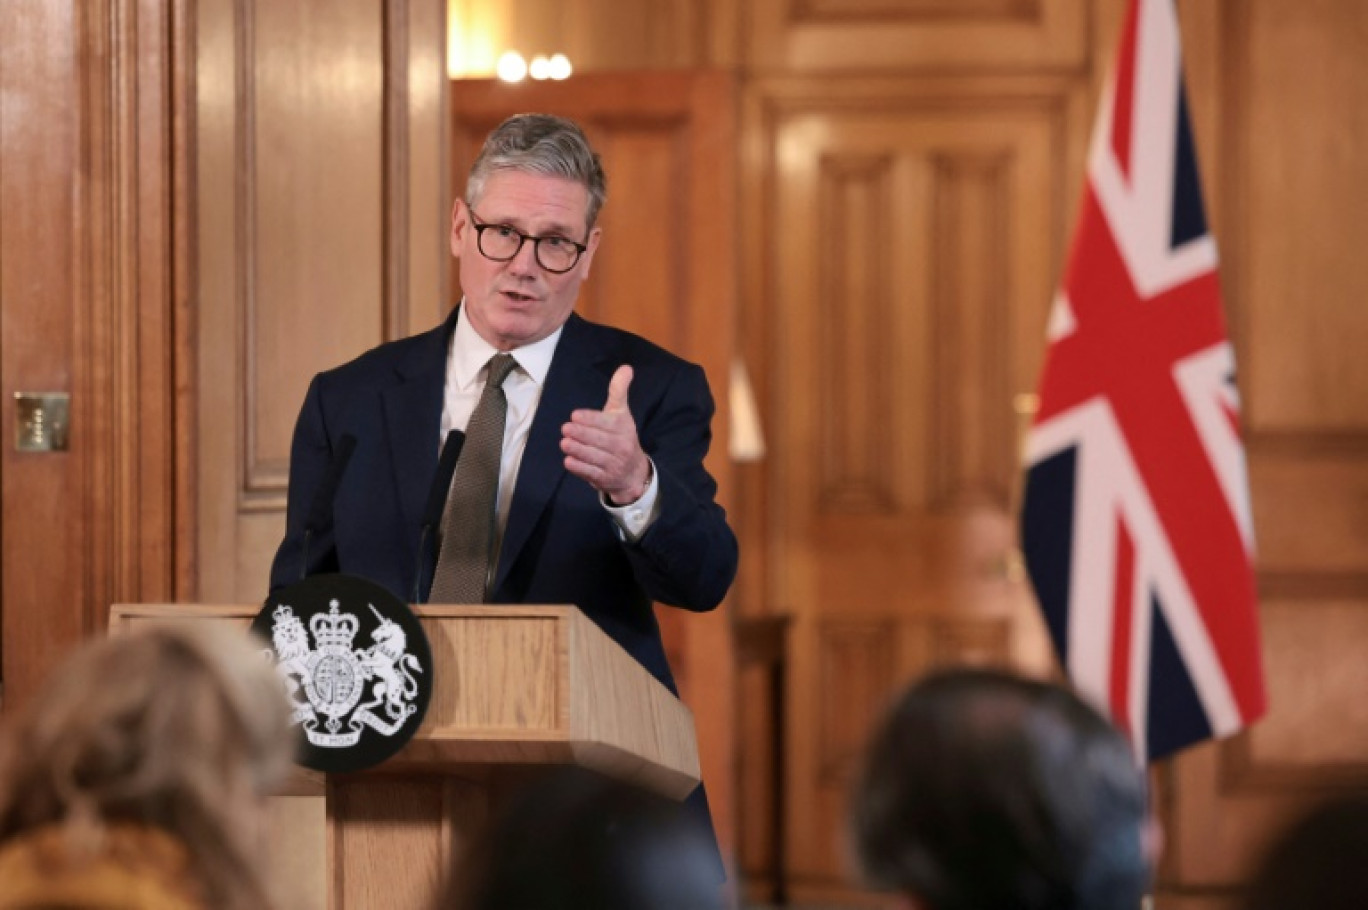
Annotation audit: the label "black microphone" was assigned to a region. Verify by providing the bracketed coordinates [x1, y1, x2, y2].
[299, 433, 358, 582]
[413, 429, 465, 603]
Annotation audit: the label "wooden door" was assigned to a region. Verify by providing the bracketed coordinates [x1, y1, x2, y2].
[0, 2, 86, 710]
[449, 71, 740, 866]
[1, 0, 182, 713]
[742, 75, 1080, 902]
[195, 0, 447, 604]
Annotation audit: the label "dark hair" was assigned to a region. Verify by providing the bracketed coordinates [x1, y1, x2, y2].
[850, 667, 1149, 910]
[466, 113, 607, 229]
[440, 767, 721, 910]
[1243, 795, 1368, 910]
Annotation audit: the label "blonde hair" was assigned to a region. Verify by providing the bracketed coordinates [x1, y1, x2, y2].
[0, 622, 295, 910]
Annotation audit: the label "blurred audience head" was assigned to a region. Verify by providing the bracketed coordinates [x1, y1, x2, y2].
[1242, 795, 1368, 910]
[850, 667, 1150, 910]
[441, 766, 722, 910]
[0, 622, 294, 910]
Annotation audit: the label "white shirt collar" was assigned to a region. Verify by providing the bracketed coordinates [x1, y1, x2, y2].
[449, 301, 562, 389]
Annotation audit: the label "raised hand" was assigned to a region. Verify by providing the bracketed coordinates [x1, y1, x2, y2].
[561, 365, 651, 505]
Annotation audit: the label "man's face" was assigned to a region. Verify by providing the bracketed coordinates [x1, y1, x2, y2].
[451, 170, 601, 351]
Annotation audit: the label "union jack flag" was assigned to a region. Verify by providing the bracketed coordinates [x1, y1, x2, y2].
[1021, 0, 1266, 761]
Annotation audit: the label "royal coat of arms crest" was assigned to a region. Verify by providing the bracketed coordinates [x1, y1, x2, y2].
[267, 599, 424, 748]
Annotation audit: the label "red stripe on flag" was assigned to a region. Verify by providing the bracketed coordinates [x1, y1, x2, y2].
[1110, 519, 1136, 738]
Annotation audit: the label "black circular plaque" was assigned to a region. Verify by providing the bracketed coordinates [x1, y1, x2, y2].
[254, 574, 433, 774]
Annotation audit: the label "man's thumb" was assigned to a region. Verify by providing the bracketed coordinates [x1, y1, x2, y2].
[605, 365, 633, 413]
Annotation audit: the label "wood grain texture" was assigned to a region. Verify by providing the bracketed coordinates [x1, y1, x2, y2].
[109, 603, 701, 797]
[195, 0, 448, 603]
[1237, 600, 1368, 778]
[1155, 2, 1368, 902]
[1248, 442, 1368, 575]
[109, 601, 697, 909]
[265, 795, 327, 910]
[566, 602, 703, 798]
[0, 0, 83, 714]
[1237, 0, 1368, 432]
[447, 0, 706, 74]
[741, 71, 1084, 890]
[333, 778, 447, 910]
[0, 0, 183, 713]
[747, 0, 1087, 71]
[247, 0, 385, 500]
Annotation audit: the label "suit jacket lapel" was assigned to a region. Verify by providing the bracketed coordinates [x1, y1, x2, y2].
[382, 311, 455, 536]
[493, 315, 604, 593]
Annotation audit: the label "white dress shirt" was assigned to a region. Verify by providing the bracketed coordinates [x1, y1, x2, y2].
[438, 305, 659, 558]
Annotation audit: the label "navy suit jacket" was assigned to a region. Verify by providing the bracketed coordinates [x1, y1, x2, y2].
[269, 307, 738, 697]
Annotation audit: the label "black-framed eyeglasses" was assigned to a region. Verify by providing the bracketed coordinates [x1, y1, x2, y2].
[467, 208, 588, 274]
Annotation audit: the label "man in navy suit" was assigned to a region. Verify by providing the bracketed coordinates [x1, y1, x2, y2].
[269, 113, 737, 870]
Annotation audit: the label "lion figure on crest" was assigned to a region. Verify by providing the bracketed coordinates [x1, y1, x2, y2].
[268, 604, 314, 716]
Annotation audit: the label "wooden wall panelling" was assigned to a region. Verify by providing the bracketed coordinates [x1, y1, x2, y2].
[1154, 1, 1368, 904]
[1236, 0, 1368, 433]
[746, 74, 1083, 897]
[816, 619, 898, 785]
[1238, 600, 1368, 779]
[1, 0, 183, 710]
[0, 1, 84, 710]
[397, 0, 454, 338]
[171, 0, 198, 601]
[85, 0, 183, 608]
[736, 657, 779, 883]
[197, 0, 447, 603]
[746, 0, 1090, 73]
[246, 0, 384, 498]
[1247, 440, 1368, 578]
[1157, 598, 1368, 899]
[447, 0, 706, 74]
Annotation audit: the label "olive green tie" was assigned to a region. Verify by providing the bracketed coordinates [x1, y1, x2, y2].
[429, 353, 517, 603]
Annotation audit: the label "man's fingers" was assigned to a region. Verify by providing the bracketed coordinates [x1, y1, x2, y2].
[604, 365, 633, 413]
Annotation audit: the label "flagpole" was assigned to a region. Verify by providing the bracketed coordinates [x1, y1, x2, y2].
[1001, 392, 1040, 585]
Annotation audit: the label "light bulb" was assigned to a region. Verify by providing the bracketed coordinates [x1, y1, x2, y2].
[548, 53, 572, 80]
[496, 51, 527, 83]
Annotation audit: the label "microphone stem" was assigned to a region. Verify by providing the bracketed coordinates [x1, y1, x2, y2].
[300, 528, 313, 583]
[413, 525, 431, 603]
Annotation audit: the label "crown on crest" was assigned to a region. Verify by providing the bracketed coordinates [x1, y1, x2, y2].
[273, 603, 297, 624]
[310, 599, 359, 648]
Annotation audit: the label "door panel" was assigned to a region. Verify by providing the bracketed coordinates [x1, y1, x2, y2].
[748, 77, 1077, 891]
[196, 0, 453, 600]
[1, 0, 181, 712]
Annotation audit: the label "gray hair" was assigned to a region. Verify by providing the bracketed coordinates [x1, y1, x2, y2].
[465, 113, 607, 230]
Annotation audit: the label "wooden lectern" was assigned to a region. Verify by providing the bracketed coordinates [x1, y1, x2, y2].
[109, 603, 701, 910]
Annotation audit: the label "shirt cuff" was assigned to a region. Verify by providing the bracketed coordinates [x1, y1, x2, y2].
[602, 457, 661, 542]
